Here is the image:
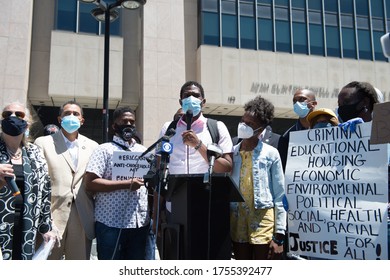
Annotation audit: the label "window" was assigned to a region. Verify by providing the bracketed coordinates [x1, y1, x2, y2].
[310, 24, 324, 55]
[324, 0, 338, 12]
[308, 0, 322, 11]
[293, 22, 307, 54]
[196, 0, 387, 62]
[371, 0, 384, 18]
[240, 17, 256, 49]
[258, 18, 273, 51]
[200, 0, 220, 46]
[357, 29, 372, 59]
[56, 0, 77, 31]
[276, 20, 291, 52]
[292, 0, 305, 9]
[202, 12, 220, 46]
[342, 28, 357, 58]
[79, 2, 99, 34]
[56, 0, 121, 36]
[292, 2, 307, 54]
[240, 1, 256, 49]
[340, 0, 354, 14]
[355, 0, 369, 16]
[258, 4, 272, 19]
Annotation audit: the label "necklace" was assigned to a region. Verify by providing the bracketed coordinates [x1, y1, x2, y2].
[6, 147, 22, 160]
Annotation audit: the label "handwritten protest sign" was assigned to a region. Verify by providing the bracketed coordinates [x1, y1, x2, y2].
[112, 151, 151, 181]
[285, 122, 388, 260]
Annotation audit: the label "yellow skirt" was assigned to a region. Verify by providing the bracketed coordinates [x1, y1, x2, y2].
[230, 206, 274, 244]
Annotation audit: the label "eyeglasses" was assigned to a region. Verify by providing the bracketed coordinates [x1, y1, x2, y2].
[2, 111, 26, 119]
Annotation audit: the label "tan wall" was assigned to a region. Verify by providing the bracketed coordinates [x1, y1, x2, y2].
[141, 0, 186, 147]
[0, 0, 33, 109]
[198, 45, 390, 118]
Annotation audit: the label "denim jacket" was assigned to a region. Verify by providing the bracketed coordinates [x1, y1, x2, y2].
[231, 140, 286, 234]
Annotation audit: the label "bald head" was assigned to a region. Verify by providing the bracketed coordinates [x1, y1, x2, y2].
[293, 89, 316, 104]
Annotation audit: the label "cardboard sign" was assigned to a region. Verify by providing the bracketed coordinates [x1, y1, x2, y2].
[285, 122, 388, 260]
[371, 102, 390, 144]
[112, 151, 151, 181]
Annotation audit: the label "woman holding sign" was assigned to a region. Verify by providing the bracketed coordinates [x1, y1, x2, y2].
[230, 96, 286, 260]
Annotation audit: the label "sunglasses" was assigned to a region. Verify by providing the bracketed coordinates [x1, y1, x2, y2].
[2, 111, 26, 119]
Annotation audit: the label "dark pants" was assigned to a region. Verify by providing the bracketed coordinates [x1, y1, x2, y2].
[95, 221, 149, 260]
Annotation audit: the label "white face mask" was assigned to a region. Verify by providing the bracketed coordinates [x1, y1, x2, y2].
[237, 122, 261, 139]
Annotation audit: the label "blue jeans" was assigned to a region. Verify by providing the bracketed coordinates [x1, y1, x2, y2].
[145, 219, 157, 260]
[95, 221, 149, 260]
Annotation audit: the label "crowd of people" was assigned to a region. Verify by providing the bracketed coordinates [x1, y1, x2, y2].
[0, 80, 388, 260]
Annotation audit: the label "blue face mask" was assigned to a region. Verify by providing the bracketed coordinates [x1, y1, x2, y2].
[313, 122, 332, 129]
[181, 96, 202, 116]
[293, 101, 310, 118]
[61, 115, 81, 134]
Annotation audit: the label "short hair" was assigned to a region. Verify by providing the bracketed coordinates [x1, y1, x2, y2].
[180, 81, 205, 99]
[341, 81, 379, 111]
[1, 101, 32, 145]
[59, 100, 84, 116]
[244, 96, 274, 127]
[112, 106, 135, 122]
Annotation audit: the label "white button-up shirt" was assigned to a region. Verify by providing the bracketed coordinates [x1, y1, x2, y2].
[61, 131, 79, 169]
[159, 114, 233, 175]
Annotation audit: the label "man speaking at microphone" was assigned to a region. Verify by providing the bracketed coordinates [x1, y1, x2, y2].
[159, 81, 233, 175]
[156, 81, 234, 259]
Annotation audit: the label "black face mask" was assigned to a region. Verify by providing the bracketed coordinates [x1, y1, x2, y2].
[337, 101, 364, 122]
[114, 124, 136, 141]
[1, 116, 28, 136]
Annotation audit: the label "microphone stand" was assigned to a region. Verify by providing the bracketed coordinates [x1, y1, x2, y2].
[154, 139, 172, 255]
[203, 156, 215, 260]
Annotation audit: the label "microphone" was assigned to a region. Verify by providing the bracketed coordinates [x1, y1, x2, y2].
[207, 143, 223, 174]
[186, 109, 193, 130]
[203, 143, 223, 186]
[5, 176, 20, 196]
[139, 128, 176, 158]
[156, 135, 174, 192]
[1, 160, 20, 196]
[156, 139, 173, 155]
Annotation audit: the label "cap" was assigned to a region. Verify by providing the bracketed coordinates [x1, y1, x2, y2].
[307, 108, 338, 124]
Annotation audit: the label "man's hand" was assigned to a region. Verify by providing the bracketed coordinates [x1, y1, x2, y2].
[129, 178, 144, 191]
[338, 117, 364, 132]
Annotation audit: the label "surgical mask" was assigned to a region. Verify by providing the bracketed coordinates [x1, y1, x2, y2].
[1, 116, 28, 136]
[313, 122, 332, 129]
[337, 101, 364, 122]
[181, 96, 202, 116]
[237, 122, 261, 139]
[293, 101, 310, 118]
[114, 124, 136, 141]
[61, 115, 81, 134]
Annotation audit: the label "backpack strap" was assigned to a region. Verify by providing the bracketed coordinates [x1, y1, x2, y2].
[167, 118, 220, 144]
[206, 118, 220, 144]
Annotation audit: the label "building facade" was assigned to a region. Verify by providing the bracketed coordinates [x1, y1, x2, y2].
[0, 0, 389, 145]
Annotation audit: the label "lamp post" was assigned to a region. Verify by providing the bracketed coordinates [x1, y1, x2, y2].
[80, 0, 146, 142]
